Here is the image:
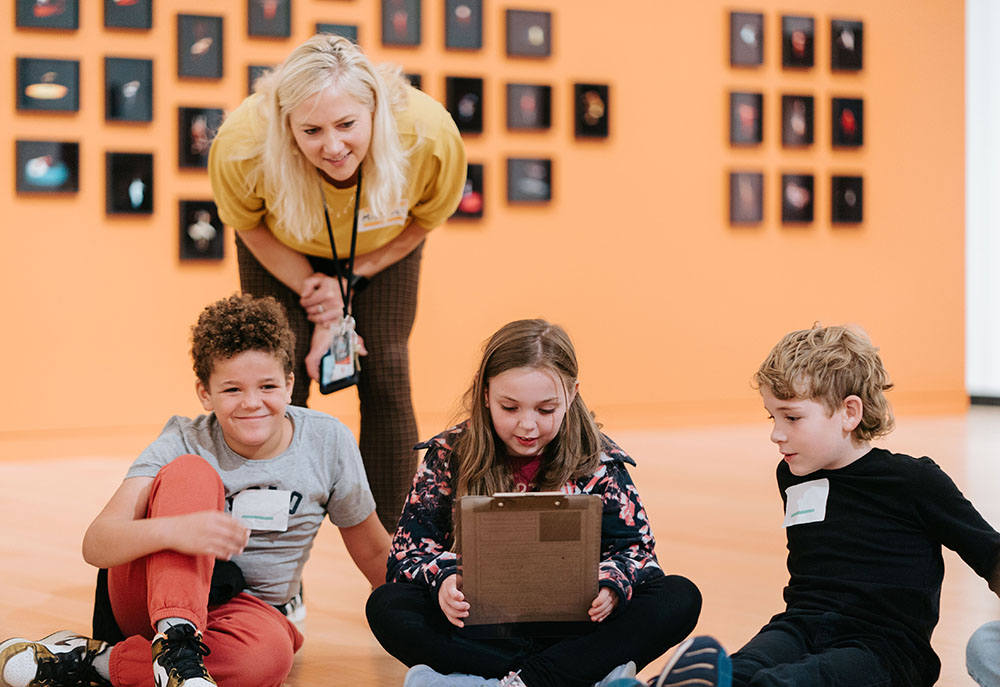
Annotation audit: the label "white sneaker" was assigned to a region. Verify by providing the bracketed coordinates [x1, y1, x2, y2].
[0, 630, 110, 687]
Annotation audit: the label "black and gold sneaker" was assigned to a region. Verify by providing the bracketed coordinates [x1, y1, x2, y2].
[151, 625, 215, 687]
[0, 630, 110, 687]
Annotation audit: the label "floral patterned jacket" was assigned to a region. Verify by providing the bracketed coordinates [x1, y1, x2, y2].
[386, 423, 663, 609]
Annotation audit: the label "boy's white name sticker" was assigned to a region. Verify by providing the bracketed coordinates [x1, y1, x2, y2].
[231, 489, 291, 531]
[783, 478, 830, 528]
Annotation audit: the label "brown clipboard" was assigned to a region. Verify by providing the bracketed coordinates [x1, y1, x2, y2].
[459, 492, 602, 626]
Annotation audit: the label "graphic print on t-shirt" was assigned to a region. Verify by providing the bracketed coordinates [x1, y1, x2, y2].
[783, 478, 830, 528]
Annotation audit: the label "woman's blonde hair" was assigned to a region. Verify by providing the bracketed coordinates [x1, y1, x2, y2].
[753, 323, 895, 441]
[244, 34, 410, 243]
[452, 319, 604, 502]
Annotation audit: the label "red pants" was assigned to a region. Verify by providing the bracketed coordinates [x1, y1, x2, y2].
[107, 455, 304, 687]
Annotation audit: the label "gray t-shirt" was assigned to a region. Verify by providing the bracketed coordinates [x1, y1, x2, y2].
[126, 405, 375, 605]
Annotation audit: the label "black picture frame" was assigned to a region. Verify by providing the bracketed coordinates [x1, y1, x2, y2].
[445, 0, 482, 50]
[248, 0, 291, 38]
[781, 174, 814, 224]
[316, 23, 359, 42]
[782, 15, 815, 68]
[574, 83, 609, 139]
[831, 175, 863, 223]
[730, 11, 764, 66]
[381, 0, 421, 46]
[781, 94, 814, 147]
[730, 172, 763, 224]
[179, 200, 225, 261]
[105, 57, 153, 122]
[507, 158, 552, 203]
[16, 58, 79, 112]
[832, 97, 864, 147]
[104, 0, 152, 29]
[831, 19, 864, 71]
[445, 76, 483, 134]
[178, 107, 225, 168]
[405, 73, 422, 90]
[507, 83, 551, 131]
[453, 163, 484, 219]
[506, 10, 551, 57]
[177, 14, 224, 79]
[730, 91, 763, 145]
[247, 65, 274, 96]
[106, 152, 154, 214]
[16, 140, 79, 193]
[16, 0, 78, 29]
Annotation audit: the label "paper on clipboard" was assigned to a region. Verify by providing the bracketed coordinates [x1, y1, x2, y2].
[459, 492, 601, 626]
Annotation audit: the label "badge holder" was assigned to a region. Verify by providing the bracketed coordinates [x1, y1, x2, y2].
[320, 315, 361, 393]
[318, 172, 363, 395]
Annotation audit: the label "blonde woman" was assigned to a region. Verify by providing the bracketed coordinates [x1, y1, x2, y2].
[209, 35, 466, 531]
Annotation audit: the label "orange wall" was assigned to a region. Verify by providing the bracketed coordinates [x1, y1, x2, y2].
[0, 0, 966, 449]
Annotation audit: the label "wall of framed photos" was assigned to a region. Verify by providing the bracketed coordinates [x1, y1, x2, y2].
[1, 0, 966, 446]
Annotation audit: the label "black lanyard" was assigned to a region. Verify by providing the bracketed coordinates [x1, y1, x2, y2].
[321, 170, 362, 319]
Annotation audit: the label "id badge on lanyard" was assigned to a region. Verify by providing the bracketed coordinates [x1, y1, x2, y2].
[318, 172, 363, 395]
[320, 315, 360, 393]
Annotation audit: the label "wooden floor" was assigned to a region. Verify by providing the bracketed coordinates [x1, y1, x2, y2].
[2, 408, 1000, 686]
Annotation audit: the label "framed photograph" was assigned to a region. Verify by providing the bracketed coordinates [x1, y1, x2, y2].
[781, 174, 814, 224]
[179, 200, 225, 261]
[106, 152, 154, 214]
[730, 12, 763, 66]
[316, 23, 358, 42]
[453, 163, 484, 219]
[16, 140, 79, 193]
[507, 84, 551, 131]
[16, 0, 78, 29]
[782, 15, 814, 68]
[247, 65, 274, 95]
[178, 107, 225, 168]
[178, 14, 224, 79]
[105, 57, 153, 122]
[506, 10, 551, 57]
[574, 83, 609, 139]
[104, 0, 152, 29]
[249, 0, 291, 38]
[445, 0, 482, 50]
[381, 0, 421, 46]
[405, 73, 422, 90]
[781, 94, 814, 147]
[730, 91, 763, 145]
[507, 158, 551, 203]
[832, 97, 864, 147]
[445, 77, 483, 134]
[831, 175, 863, 223]
[831, 19, 864, 71]
[730, 172, 763, 224]
[16, 58, 79, 113]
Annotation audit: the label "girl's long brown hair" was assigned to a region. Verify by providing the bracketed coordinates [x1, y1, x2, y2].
[452, 319, 603, 501]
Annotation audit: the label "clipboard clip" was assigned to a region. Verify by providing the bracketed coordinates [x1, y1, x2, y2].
[490, 493, 568, 510]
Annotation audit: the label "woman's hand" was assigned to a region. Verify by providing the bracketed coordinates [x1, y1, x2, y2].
[305, 324, 336, 381]
[588, 587, 618, 623]
[438, 574, 470, 627]
[167, 511, 249, 561]
[300, 273, 345, 324]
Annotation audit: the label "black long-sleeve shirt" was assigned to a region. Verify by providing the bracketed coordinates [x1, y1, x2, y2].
[777, 447, 1000, 685]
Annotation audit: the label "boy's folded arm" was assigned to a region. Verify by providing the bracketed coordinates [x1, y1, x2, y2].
[82, 476, 248, 568]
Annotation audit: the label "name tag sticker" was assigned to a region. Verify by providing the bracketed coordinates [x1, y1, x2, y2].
[783, 478, 829, 528]
[358, 205, 408, 233]
[232, 489, 291, 531]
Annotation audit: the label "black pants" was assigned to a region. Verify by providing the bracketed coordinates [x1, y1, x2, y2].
[366, 575, 701, 687]
[731, 612, 899, 687]
[236, 238, 423, 532]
